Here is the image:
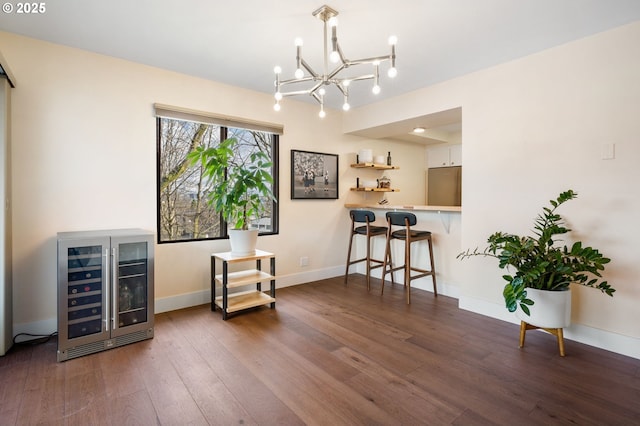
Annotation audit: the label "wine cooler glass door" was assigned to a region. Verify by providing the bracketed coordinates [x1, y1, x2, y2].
[113, 239, 151, 333]
[58, 237, 111, 350]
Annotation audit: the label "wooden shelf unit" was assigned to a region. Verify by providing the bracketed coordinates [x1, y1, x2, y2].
[210, 250, 276, 320]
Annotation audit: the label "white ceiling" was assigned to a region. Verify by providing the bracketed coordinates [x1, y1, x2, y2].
[2, 0, 640, 142]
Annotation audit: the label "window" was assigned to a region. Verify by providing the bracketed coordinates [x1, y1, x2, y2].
[156, 106, 280, 243]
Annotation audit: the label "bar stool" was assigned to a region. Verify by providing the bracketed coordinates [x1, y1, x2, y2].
[381, 212, 437, 304]
[344, 210, 394, 290]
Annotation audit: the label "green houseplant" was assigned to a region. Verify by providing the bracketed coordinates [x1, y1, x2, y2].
[188, 137, 275, 254]
[458, 190, 615, 316]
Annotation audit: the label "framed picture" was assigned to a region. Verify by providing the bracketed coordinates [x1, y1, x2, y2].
[291, 149, 339, 199]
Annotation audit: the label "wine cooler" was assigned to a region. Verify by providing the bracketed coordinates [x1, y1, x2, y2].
[57, 229, 154, 361]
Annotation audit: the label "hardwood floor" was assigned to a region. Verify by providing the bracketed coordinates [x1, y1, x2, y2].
[1, 275, 639, 425]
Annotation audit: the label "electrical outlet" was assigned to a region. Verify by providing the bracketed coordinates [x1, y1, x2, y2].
[300, 256, 309, 267]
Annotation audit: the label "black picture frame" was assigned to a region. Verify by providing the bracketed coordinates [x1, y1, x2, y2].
[291, 149, 339, 200]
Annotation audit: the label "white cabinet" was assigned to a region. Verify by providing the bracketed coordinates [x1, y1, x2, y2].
[427, 145, 462, 168]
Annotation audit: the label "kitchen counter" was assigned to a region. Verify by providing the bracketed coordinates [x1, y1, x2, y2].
[342, 202, 462, 298]
[344, 203, 461, 213]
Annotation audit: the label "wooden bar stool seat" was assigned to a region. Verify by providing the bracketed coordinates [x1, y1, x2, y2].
[344, 210, 394, 290]
[381, 212, 437, 304]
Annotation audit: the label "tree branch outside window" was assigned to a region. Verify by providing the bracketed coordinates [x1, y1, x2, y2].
[157, 118, 278, 243]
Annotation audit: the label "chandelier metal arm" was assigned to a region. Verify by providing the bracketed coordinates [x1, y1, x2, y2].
[325, 63, 347, 81]
[334, 84, 347, 97]
[332, 40, 347, 65]
[276, 79, 326, 103]
[345, 55, 393, 66]
[301, 58, 320, 79]
[278, 88, 325, 106]
[278, 76, 316, 86]
[340, 74, 375, 83]
[278, 89, 316, 97]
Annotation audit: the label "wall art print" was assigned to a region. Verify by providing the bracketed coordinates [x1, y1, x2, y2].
[291, 149, 338, 200]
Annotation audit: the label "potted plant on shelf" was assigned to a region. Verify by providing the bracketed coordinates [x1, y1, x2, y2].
[188, 137, 275, 256]
[458, 190, 615, 331]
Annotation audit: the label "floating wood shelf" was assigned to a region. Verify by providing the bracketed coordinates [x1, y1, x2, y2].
[350, 163, 399, 170]
[350, 187, 399, 192]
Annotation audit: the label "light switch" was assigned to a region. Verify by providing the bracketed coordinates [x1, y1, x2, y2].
[601, 143, 615, 160]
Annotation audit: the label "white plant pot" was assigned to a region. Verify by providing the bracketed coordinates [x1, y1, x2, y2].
[516, 287, 571, 329]
[228, 229, 258, 256]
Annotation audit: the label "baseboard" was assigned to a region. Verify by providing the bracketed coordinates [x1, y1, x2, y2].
[13, 317, 57, 343]
[459, 295, 640, 360]
[16, 269, 638, 360]
[13, 266, 346, 341]
[154, 290, 211, 314]
[155, 265, 345, 314]
[154, 266, 456, 314]
[364, 267, 460, 300]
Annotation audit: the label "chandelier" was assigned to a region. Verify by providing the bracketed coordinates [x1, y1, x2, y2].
[273, 5, 397, 117]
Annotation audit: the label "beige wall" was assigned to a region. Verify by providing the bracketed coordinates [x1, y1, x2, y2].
[0, 31, 428, 334]
[2, 19, 639, 358]
[347, 21, 640, 358]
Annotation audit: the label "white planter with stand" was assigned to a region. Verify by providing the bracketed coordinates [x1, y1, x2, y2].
[228, 229, 258, 256]
[516, 287, 571, 356]
[516, 287, 571, 328]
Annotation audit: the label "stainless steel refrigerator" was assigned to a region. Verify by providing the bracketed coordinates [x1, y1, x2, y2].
[427, 166, 462, 206]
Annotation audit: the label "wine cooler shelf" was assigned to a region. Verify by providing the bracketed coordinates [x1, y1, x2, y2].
[57, 229, 155, 362]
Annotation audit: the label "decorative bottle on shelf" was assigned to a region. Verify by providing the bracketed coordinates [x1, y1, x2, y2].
[387, 151, 392, 166]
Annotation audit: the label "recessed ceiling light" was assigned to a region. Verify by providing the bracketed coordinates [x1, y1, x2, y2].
[413, 127, 425, 133]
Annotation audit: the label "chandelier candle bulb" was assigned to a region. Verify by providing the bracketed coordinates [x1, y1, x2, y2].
[388, 36, 398, 78]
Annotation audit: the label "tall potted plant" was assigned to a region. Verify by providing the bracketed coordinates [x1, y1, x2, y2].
[458, 190, 614, 328]
[188, 137, 275, 256]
